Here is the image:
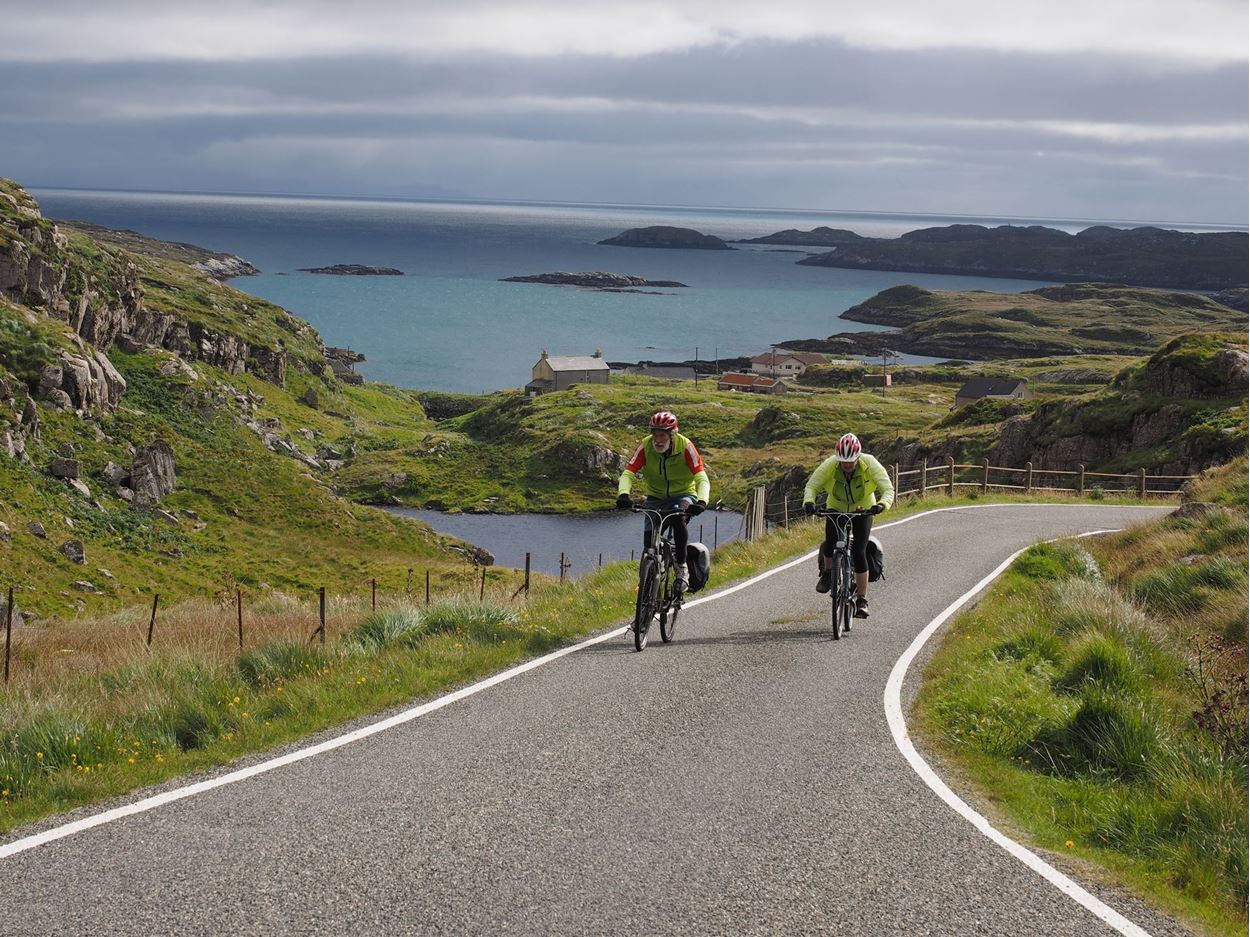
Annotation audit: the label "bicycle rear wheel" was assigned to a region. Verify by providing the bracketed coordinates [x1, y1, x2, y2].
[634, 555, 658, 651]
[660, 564, 681, 643]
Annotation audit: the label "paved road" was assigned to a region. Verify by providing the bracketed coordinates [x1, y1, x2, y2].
[0, 504, 1187, 936]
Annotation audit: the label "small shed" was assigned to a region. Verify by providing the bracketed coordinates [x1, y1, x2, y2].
[717, 372, 787, 395]
[526, 349, 610, 395]
[954, 378, 1032, 409]
[863, 374, 893, 388]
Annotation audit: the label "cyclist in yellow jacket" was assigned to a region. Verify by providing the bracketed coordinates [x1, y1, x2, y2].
[802, 432, 893, 618]
[617, 410, 710, 590]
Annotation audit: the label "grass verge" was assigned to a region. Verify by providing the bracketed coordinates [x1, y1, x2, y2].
[915, 465, 1247, 937]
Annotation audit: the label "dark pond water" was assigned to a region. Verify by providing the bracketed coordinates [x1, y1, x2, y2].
[386, 508, 744, 577]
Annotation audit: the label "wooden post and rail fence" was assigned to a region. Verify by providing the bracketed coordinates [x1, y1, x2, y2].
[740, 461, 1195, 542]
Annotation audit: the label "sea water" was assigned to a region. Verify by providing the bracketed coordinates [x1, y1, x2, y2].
[24, 187, 1152, 394]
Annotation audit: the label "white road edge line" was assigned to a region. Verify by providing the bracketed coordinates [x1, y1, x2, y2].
[884, 529, 1154, 937]
[1, 502, 1169, 863]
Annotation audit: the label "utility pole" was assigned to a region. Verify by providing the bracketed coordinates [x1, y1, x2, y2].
[694, 345, 699, 387]
[714, 346, 719, 377]
[771, 344, 777, 377]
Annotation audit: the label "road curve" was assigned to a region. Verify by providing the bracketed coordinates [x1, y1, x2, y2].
[0, 504, 1189, 937]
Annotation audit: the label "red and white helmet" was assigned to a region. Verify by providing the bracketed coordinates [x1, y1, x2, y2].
[649, 410, 679, 431]
[833, 432, 862, 462]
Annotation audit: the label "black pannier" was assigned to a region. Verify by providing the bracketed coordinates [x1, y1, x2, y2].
[685, 542, 711, 593]
[866, 535, 885, 582]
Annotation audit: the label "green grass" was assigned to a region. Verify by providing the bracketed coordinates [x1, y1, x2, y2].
[917, 501, 1248, 936]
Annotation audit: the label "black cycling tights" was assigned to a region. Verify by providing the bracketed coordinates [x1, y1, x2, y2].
[821, 513, 873, 574]
[644, 511, 689, 562]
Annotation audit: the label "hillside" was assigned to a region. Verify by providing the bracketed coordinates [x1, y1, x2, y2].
[0, 180, 486, 620]
[792, 223, 1248, 291]
[784, 283, 1246, 360]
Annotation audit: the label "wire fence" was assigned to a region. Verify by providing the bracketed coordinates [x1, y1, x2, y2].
[1, 458, 1192, 684]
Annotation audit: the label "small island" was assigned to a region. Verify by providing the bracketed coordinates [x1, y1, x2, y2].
[297, 264, 404, 276]
[501, 271, 687, 291]
[598, 226, 733, 250]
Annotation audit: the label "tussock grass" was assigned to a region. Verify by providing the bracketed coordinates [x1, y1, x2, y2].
[917, 494, 1248, 936]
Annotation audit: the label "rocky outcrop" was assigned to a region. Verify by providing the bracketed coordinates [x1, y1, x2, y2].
[797, 223, 1247, 291]
[130, 442, 177, 509]
[34, 349, 128, 414]
[324, 346, 365, 385]
[501, 271, 688, 290]
[298, 265, 403, 275]
[598, 226, 732, 250]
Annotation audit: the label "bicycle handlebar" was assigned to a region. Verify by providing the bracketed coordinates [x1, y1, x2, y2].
[813, 507, 874, 518]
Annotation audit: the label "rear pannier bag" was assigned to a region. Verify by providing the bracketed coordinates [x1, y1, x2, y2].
[685, 542, 711, 593]
[866, 535, 885, 582]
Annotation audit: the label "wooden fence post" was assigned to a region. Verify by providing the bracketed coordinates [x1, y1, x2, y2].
[146, 594, 159, 648]
[559, 552, 566, 583]
[1138, 468, 1147, 498]
[479, 568, 486, 600]
[524, 553, 531, 595]
[3, 586, 12, 685]
[919, 462, 927, 499]
[891, 462, 899, 496]
[713, 514, 718, 552]
[318, 587, 326, 645]
[981, 458, 989, 494]
[947, 456, 955, 497]
[425, 570, 431, 606]
[371, 578, 377, 611]
[1025, 461, 1033, 494]
[1077, 464, 1085, 497]
[237, 589, 243, 649]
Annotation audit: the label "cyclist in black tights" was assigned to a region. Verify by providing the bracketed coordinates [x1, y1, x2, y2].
[801, 433, 894, 618]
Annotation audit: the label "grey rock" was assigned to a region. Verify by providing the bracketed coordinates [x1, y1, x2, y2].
[301, 388, 320, 407]
[130, 441, 176, 509]
[60, 539, 86, 564]
[102, 461, 129, 485]
[97, 567, 117, 580]
[0, 599, 23, 629]
[48, 457, 81, 479]
[71, 580, 96, 592]
[153, 509, 178, 527]
[27, 521, 46, 538]
[68, 479, 91, 498]
[115, 487, 134, 502]
[1172, 501, 1221, 519]
[57, 443, 76, 457]
[44, 389, 73, 411]
[0, 521, 9, 541]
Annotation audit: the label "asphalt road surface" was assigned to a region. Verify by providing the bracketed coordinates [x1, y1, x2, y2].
[1, 504, 1191, 936]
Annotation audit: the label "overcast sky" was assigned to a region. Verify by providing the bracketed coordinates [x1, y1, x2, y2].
[2, 0, 1246, 223]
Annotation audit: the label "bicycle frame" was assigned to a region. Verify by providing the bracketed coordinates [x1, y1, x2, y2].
[815, 508, 871, 640]
[630, 504, 689, 650]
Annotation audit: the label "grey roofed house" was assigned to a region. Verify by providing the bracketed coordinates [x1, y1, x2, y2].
[954, 378, 1032, 408]
[525, 349, 610, 395]
[624, 364, 697, 381]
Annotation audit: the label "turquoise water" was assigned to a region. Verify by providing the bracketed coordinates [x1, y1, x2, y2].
[388, 507, 744, 577]
[30, 188, 1212, 393]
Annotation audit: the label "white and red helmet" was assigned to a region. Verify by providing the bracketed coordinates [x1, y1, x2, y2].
[833, 432, 862, 462]
[649, 410, 679, 431]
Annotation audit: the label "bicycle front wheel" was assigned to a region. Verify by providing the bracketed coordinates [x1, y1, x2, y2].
[831, 553, 852, 640]
[634, 555, 658, 651]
